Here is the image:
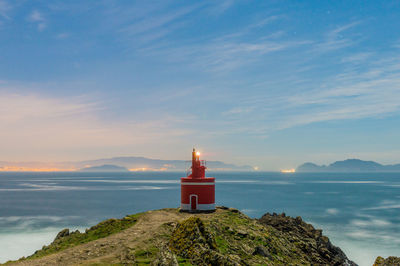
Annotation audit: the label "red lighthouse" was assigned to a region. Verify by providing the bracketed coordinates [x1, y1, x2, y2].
[181, 148, 215, 212]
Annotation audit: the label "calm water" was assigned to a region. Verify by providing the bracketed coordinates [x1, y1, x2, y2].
[0, 171, 399, 265]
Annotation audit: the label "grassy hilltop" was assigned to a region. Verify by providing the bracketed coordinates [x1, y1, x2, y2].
[4, 207, 359, 265]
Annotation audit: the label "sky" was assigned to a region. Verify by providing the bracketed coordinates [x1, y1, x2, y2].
[0, 0, 400, 170]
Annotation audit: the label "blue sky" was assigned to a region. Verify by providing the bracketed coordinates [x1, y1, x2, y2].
[0, 0, 400, 170]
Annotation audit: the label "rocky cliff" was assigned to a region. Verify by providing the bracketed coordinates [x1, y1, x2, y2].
[374, 256, 400, 265]
[4, 207, 358, 265]
[258, 213, 354, 265]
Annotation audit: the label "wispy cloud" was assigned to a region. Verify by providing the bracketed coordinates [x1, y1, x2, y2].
[393, 39, 400, 49]
[206, 0, 235, 16]
[195, 39, 309, 73]
[0, 0, 10, 20]
[314, 21, 361, 52]
[278, 57, 400, 129]
[223, 106, 255, 116]
[141, 19, 308, 73]
[112, 3, 297, 73]
[129, 16, 400, 140]
[0, 88, 193, 161]
[115, 3, 201, 46]
[0, 93, 97, 122]
[210, 48, 400, 136]
[55, 32, 70, 39]
[27, 10, 46, 31]
[341, 52, 373, 63]
[1, 1, 399, 168]
[120, 5, 198, 36]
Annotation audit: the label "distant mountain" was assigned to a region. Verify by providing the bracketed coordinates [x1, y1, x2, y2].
[296, 162, 327, 172]
[0, 156, 253, 172]
[74, 156, 252, 172]
[80, 164, 130, 172]
[297, 159, 400, 172]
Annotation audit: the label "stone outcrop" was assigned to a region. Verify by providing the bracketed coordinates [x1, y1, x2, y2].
[169, 217, 239, 265]
[54, 229, 70, 240]
[374, 256, 400, 265]
[258, 212, 356, 266]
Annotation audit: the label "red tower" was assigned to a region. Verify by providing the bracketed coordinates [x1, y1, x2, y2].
[181, 148, 215, 212]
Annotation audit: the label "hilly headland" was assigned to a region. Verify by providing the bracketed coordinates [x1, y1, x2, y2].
[4, 207, 360, 265]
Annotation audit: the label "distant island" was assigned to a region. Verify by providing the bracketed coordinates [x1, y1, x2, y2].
[297, 159, 400, 172]
[80, 164, 130, 172]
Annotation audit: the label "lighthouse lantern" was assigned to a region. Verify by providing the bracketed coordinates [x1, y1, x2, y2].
[180, 148, 215, 212]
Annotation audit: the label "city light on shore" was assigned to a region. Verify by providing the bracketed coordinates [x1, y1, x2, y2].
[281, 169, 296, 173]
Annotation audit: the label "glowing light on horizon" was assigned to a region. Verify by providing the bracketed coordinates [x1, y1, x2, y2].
[0, 166, 75, 172]
[128, 167, 168, 172]
[281, 168, 296, 173]
[196, 151, 200, 156]
[0, 165, 172, 172]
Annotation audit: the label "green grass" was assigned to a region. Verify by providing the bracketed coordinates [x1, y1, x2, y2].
[215, 235, 229, 254]
[222, 210, 251, 226]
[177, 256, 193, 265]
[134, 246, 159, 265]
[20, 213, 143, 261]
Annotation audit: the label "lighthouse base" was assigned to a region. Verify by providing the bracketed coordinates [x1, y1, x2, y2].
[180, 203, 216, 213]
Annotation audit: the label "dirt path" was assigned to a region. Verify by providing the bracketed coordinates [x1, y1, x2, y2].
[10, 208, 215, 266]
[11, 209, 223, 265]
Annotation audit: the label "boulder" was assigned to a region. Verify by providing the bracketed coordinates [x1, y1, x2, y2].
[54, 229, 69, 241]
[252, 246, 271, 258]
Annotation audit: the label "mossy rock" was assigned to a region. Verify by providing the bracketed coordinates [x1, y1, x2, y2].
[374, 256, 400, 266]
[169, 217, 237, 265]
[169, 217, 216, 255]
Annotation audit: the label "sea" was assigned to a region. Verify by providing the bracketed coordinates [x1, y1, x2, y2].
[0, 171, 399, 266]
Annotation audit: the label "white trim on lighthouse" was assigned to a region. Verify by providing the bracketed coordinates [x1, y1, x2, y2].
[181, 203, 216, 211]
[180, 148, 216, 212]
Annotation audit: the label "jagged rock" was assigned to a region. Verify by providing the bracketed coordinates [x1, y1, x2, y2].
[120, 247, 136, 265]
[258, 213, 356, 266]
[236, 230, 248, 238]
[374, 256, 400, 266]
[54, 229, 69, 240]
[151, 245, 178, 266]
[252, 246, 271, 258]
